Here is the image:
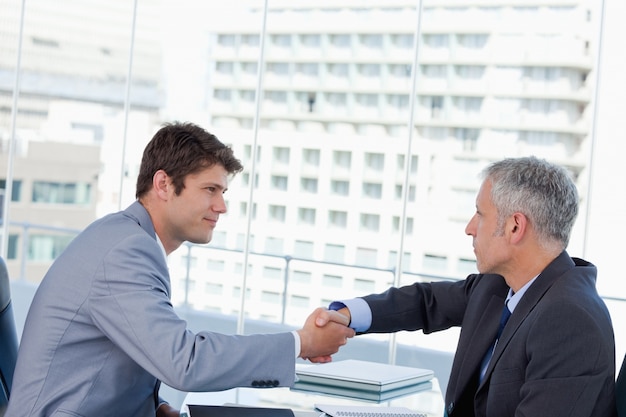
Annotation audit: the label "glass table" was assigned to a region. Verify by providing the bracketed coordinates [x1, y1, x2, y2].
[181, 377, 444, 417]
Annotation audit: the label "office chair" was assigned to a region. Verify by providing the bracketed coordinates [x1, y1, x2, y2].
[0, 257, 18, 417]
[617, 353, 626, 417]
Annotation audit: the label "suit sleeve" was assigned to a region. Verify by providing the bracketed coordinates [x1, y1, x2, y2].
[87, 233, 296, 392]
[362, 276, 480, 334]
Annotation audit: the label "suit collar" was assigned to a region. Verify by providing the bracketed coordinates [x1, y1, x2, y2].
[123, 201, 157, 240]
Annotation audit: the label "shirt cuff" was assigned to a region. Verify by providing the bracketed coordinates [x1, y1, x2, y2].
[329, 298, 372, 332]
[291, 330, 301, 358]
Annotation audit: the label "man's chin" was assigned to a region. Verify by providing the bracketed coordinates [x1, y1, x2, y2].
[188, 235, 212, 245]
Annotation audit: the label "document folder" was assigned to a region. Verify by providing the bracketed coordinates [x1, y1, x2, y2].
[293, 379, 433, 402]
[295, 359, 434, 393]
[187, 404, 294, 417]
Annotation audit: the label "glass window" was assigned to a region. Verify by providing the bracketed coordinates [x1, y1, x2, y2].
[261, 291, 281, 304]
[354, 278, 376, 292]
[359, 34, 383, 48]
[329, 34, 350, 48]
[213, 89, 232, 101]
[218, 34, 236, 47]
[388, 251, 412, 270]
[355, 247, 377, 267]
[362, 182, 383, 199]
[266, 62, 290, 76]
[271, 175, 288, 190]
[422, 64, 447, 79]
[392, 216, 413, 234]
[207, 259, 225, 271]
[290, 295, 309, 308]
[322, 274, 342, 287]
[389, 64, 411, 78]
[423, 254, 448, 272]
[211, 231, 227, 248]
[271, 34, 292, 47]
[216, 62, 234, 75]
[263, 266, 282, 280]
[456, 34, 488, 48]
[273, 147, 290, 163]
[181, 255, 198, 269]
[327, 63, 349, 77]
[205, 283, 223, 295]
[457, 257, 477, 276]
[295, 63, 319, 77]
[0, 179, 22, 202]
[268, 205, 286, 222]
[7, 234, 19, 260]
[394, 184, 417, 201]
[328, 210, 347, 228]
[299, 34, 320, 47]
[293, 241, 314, 259]
[364, 153, 385, 171]
[32, 182, 91, 204]
[333, 151, 352, 169]
[292, 270, 312, 283]
[298, 208, 316, 225]
[324, 244, 345, 263]
[264, 237, 284, 255]
[357, 64, 381, 77]
[423, 33, 449, 48]
[242, 34, 260, 47]
[302, 149, 320, 166]
[232, 287, 252, 299]
[330, 180, 349, 196]
[28, 234, 74, 261]
[360, 213, 380, 232]
[391, 34, 414, 49]
[300, 177, 318, 193]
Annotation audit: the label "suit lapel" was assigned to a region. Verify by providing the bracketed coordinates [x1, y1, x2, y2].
[460, 295, 507, 385]
[446, 281, 508, 408]
[479, 252, 575, 385]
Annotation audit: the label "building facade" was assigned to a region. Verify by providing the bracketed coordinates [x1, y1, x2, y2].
[165, 1, 597, 329]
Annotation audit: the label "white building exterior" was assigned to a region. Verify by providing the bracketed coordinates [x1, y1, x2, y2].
[166, 1, 598, 332]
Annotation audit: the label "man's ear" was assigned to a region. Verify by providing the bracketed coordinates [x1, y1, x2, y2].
[509, 212, 527, 244]
[152, 170, 170, 200]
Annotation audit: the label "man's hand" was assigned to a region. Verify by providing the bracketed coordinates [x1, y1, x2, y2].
[156, 403, 180, 417]
[314, 307, 351, 327]
[297, 307, 355, 363]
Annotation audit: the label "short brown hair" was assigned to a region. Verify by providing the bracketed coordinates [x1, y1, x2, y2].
[135, 122, 243, 199]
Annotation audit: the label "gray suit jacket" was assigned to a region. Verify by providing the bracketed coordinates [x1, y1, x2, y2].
[6, 202, 296, 417]
[362, 251, 616, 417]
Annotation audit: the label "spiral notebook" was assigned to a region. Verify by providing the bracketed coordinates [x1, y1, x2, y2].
[315, 403, 426, 417]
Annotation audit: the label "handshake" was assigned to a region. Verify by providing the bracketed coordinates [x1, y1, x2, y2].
[297, 306, 355, 363]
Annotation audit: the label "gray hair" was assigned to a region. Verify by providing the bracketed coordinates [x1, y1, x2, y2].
[482, 156, 579, 250]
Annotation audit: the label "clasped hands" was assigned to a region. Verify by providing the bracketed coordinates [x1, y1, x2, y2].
[297, 307, 354, 363]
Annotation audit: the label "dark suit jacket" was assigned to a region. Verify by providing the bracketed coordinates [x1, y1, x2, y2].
[362, 251, 616, 417]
